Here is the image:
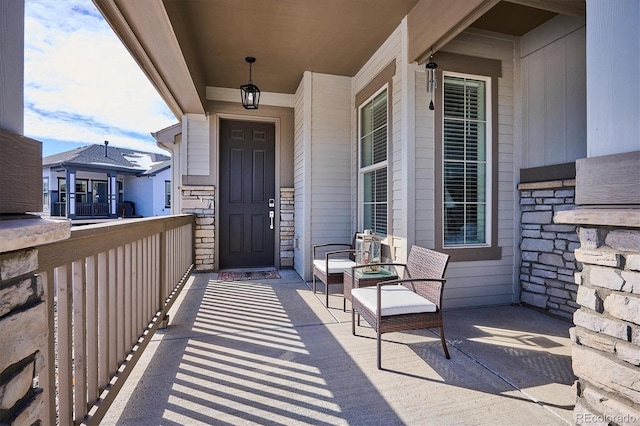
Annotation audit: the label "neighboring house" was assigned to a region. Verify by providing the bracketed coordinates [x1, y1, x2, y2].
[42, 143, 171, 222]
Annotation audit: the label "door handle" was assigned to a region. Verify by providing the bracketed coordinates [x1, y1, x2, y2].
[269, 211, 275, 230]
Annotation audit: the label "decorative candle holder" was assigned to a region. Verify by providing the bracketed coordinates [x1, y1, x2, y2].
[355, 231, 382, 273]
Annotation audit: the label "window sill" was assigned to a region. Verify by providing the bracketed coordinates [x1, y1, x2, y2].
[437, 245, 502, 262]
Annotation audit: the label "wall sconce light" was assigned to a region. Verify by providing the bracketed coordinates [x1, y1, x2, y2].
[240, 56, 260, 109]
[425, 50, 438, 111]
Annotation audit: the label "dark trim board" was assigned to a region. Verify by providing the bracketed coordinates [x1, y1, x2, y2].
[576, 151, 640, 206]
[520, 162, 576, 184]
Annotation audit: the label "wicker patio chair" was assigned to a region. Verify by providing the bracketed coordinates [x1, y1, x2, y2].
[351, 245, 450, 369]
[312, 236, 357, 308]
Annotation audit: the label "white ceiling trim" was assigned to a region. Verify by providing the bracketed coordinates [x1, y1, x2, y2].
[206, 87, 295, 109]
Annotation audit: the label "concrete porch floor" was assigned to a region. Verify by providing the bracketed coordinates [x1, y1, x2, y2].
[104, 269, 576, 425]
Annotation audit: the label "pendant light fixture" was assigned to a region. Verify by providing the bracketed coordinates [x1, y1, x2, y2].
[240, 56, 260, 109]
[425, 50, 438, 111]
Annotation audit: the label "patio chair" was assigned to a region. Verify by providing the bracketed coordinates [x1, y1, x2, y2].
[312, 235, 357, 308]
[351, 245, 450, 369]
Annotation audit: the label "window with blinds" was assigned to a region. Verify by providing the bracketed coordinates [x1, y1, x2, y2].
[443, 74, 488, 246]
[360, 88, 388, 236]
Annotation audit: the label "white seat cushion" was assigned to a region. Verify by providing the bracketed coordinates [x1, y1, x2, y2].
[313, 258, 356, 274]
[351, 285, 437, 316]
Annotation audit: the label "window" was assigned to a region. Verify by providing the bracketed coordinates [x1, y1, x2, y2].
[165, 181, 171, 208]
[359, 88, 388, 236]
[75, 179, 88, 203]
[43, 177, 49, 209]
[118, 181, 123, 203]
[58, 178, 66, 202]
[442, 73, 490, 247]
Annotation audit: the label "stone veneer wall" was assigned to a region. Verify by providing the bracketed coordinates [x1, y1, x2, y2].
[280, 188, 294, 268]
[519, 180, 580, 319]
[568, 224, 640, 424]
[0, 250, 45, 425]
[181, 186, 294, 271]
[0, 218, 70, 425]
[181, 186, 215, 271]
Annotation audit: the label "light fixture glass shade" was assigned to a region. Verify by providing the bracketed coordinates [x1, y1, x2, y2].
[240, 83, 261, 109]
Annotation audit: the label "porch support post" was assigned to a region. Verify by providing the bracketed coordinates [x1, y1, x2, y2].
[66, 168, 76, 219]
[108, 173, 118, 218]
[556, 1, 640, 423]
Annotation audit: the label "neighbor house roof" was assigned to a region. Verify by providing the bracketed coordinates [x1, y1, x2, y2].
[43, 144, 170, 175]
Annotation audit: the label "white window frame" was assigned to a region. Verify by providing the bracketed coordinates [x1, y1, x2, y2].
[358, 85, 389, 236]
[165, 180, 171, 208]
[43, 176, 49, 210]
[441, 71, 492, 248]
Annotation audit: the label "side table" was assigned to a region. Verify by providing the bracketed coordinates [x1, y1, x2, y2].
[343, 268, 398, 311]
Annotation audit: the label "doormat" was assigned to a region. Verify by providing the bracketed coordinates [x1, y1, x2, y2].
[217, 269, 281, 281]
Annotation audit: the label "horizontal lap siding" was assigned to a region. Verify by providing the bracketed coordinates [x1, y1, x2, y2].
[521, 15, 586, 168]
[414, 68, 435, 249]
[293, 78, 307, 278]
[186, 115, 209, 176]
[418, 30, 518, 309]
[310, 74, 352, 246]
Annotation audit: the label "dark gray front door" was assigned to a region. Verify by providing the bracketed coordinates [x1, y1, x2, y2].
[219, 120, 276, 268]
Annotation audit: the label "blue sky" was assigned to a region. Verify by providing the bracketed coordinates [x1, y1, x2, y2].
[24, 0, 177, 157]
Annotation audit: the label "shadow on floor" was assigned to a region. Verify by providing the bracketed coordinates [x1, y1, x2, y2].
[105, 271, 575, 425]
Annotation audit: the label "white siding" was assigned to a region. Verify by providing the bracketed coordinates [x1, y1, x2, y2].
[0, 0, 23, 134]
[521, 15, 587, 167]
[586, 0, 640, 157]
[184, 114, 209, 176]
[416, 29, 519, 309]
[293, 73, 310, 278]
[294, 72, 352, 281]
[414, 70, 436, 250]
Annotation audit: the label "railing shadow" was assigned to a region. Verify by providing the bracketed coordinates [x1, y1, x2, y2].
[108, 275, 575, 425]
[109, 273, 404, 425]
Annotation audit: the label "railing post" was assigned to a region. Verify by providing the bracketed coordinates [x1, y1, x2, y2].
[159, 228, 167, 318]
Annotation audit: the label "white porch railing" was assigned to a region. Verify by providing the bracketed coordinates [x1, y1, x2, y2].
[35, 215, 195, 425]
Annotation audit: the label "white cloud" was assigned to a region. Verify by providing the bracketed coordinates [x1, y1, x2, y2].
[24, 0, 177, 154]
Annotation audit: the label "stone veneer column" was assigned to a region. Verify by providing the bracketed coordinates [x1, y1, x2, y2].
[280, 188, 294, 268]
[180, 186, 215, 271]
[519, 179, 580, 319]
[0, 218, 70, 425]
[556, 210, 640, 424]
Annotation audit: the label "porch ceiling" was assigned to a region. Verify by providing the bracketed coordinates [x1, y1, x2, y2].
[94, 0, 584, 118]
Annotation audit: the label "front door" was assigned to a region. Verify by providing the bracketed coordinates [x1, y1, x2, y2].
[219, 120, 276, 268]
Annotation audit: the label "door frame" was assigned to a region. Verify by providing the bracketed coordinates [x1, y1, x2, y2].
[214, 113, 281, 270]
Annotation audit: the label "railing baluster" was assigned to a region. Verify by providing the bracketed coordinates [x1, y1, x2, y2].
[136, 239, 143, 334]
[131, 241, 139, 346]
[56, 265, 73, 426]
[97, 251, 108, 388]
[108, 248, 117, 376]
[124, 243, 132, 352]
[116, 246, 124, 363]
[40, 270, 56, 425]
[72, 259, 87, 424]
[86, 255, 99, 405]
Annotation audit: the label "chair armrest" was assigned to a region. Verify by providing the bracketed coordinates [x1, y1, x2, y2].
[376, 278, 446, 311]
[313, 243, 352, 258]
[376, 277, 446, 286]
[323, 249, 356, 275]
[325, 249, 355, 258]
